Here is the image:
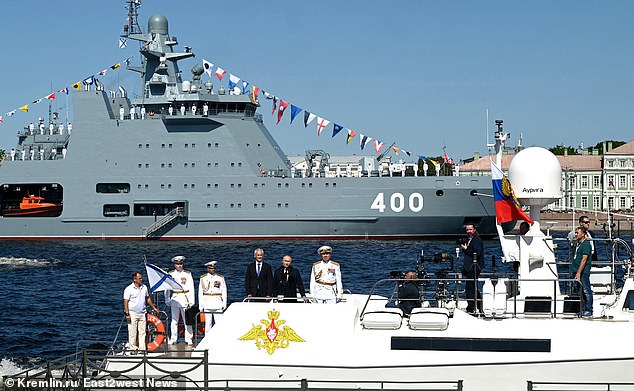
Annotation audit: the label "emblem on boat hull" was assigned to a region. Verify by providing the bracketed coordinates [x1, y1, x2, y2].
[238, 310, 305, 354]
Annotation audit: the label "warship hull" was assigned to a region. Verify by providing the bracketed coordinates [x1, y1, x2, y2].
[0, 8, 495, 240]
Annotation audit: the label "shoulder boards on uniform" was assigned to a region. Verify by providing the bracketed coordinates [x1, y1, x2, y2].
[200, 273, 208, 278]
[216, 273, 224, 277]
[313, 261, 321, 265]
[331, 261, 340, 266]
[184, 269, 191, 273]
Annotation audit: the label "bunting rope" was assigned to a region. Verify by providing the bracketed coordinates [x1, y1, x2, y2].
[0, 53, 457, 166]
[0, 57, 131, 126]
[201, 57, 457, 165]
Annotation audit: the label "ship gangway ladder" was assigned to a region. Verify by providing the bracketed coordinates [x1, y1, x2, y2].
[142, 207, 186, 239]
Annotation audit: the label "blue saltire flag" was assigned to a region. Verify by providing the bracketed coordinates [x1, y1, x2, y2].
[145, 262, 184, 293]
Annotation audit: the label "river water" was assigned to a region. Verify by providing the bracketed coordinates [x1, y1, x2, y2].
[0, 233, 628, 376]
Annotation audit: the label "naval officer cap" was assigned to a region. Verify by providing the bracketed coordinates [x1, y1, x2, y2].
[204, 261, 217, 268]
[171, 255, 186, 264]
[318, 245, 332, 254]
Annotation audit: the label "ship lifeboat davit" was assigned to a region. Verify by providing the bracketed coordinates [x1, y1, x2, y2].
[2, 195, 62, 217]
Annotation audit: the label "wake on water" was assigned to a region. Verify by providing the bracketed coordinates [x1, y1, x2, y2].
[0, 256, 61, 270]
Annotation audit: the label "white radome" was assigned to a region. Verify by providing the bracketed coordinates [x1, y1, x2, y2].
[508, 147, 562, 208]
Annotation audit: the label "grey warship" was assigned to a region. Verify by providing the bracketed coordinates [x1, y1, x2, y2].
[0, 2, 495, 240]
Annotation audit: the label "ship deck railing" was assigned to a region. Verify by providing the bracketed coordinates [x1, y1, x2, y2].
[361, 270, 631, 321]
[527, 380, 634, 390]
[2, 348, 464, 391]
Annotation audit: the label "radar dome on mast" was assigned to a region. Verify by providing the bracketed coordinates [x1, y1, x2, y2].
[508, 147, 561, 218]
[148, 14, 168, 35]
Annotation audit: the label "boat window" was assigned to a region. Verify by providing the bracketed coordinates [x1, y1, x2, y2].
[168, 163, 173, 168]
[192, 143, 196, 148]
[133, 203, 178, 216]
[0, 183, 64, 218]
[623, 291, 634, 312]
[161, 163, 165, 168]
[103, 204, 129, 217]
[261, 203, 265, 208]
[96, 183, 130, 194]
[436, 190, 444, 196]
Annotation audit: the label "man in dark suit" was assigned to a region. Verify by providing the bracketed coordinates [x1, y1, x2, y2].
[244, 248, 273, 301]
[461, 223, 484, 314]
[272, 255, 307, 303]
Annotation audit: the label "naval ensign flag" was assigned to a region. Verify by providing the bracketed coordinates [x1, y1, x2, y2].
[145, 262, 184, 293]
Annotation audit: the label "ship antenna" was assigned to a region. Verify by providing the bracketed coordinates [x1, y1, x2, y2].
[123, 0, 143, 36]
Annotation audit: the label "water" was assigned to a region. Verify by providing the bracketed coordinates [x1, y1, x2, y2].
[0, 234, 629, 376]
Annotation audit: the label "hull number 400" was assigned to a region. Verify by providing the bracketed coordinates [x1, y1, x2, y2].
[370, 192, 424, 213]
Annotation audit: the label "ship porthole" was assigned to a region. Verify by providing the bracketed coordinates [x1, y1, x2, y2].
[436, 190, 444, 197]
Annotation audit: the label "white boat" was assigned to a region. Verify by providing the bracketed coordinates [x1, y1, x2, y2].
[7, 129, 634, 390]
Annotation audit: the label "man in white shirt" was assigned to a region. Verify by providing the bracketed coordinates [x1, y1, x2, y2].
[123, 272, 158, 351]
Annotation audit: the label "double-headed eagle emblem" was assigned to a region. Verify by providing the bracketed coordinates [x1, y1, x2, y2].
[238, 310, 305, 354]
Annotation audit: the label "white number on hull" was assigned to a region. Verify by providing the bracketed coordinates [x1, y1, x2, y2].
[370, 192, 424, 213]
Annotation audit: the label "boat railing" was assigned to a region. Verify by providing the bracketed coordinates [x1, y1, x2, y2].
[360, 275, 602, 320]
[2, 347, 464, 390]
[527, 380, 634, 390]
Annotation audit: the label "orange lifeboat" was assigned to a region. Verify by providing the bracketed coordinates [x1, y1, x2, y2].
[2, 195, 62, 217]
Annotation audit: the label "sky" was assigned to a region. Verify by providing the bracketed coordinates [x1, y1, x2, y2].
[1, 1, 632, 162]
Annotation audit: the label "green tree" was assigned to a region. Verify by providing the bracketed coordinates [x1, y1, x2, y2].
[549, 145, 578, 156]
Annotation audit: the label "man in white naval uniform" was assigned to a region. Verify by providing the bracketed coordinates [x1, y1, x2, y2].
[165, 255, 195, 344]
[198, 261, 227, 332]
[310, 246, 343, 304]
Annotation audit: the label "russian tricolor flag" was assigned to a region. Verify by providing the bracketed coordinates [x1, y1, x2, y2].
[491, 159, 534, 225]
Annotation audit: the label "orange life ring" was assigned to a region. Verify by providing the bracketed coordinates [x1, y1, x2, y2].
[146, 313, 165, 351]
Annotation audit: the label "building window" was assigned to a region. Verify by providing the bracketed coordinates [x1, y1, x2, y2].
[620, 160, 626, 168]
[608, 175, 615, 188]
[608, 197, 614, 209]
[607, 160, 613, 168]
[581, 196, 588, 209]
[619, 175, 626, 188]
[631, 175, 634, 188]
[593, 196, 600, 209]
[569, 196, 574, 208]
[581, 176, 588, 188]
[593, 175, 600, 188]
[568, 176, 576, 188]
[620, 197, 626, 209]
